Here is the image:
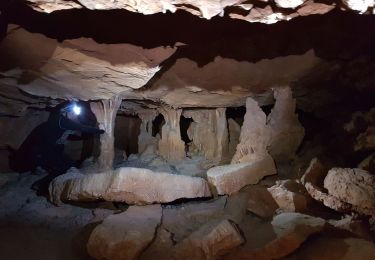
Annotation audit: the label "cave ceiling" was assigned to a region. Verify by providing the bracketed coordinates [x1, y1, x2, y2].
[0, 1, 374, 115]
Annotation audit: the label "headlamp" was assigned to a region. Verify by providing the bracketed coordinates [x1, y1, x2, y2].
[72, 104, 81, 115]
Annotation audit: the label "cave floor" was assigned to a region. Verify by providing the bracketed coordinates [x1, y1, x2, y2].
[0, 170, 374, 260]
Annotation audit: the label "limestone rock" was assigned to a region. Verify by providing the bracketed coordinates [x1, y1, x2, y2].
[231, 97, 271, 164]
[87, 205, 162, 260]
[267, 180, 308, 212]
[231, 87, 304, 165]
[90, 95, 122, 170]
[207, 154, 277, 195]
[324, 168, 375, 209]
[158, 107, 186, 162]
[50, 167, 211, 205]
[184, 108, 229, 163]
[162, 197, 227, 243]
[275, 0, 306, 9]
[137, 109, 159, 155]
[342, 0, 374, 13]
[174, 219, 244, 260]
[246, 186, 278, 218]
[140, 228, 174, 260]
[23, 0, 341, 24]
[0, 27, 176, 100]
[267, 87, 305, 162]
[227, 213, 326, 259]
[302, 160, 375, 220]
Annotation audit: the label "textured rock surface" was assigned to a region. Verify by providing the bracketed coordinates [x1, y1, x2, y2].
[174, 219, 244, 260]
[23, 0, 373, 24]
[207, 154, 277, 195]
[87, 205, 162, 260]
[227, 213, 326, 260]
[158, 107, 186, 162]
[302, 160, 375, 220]
[50, 167, 211, 205]
[231, 97, 271, 164]
[324, 168, 375, 209]
[268, 180, 308, 212]
[184, 108, 229, 163]
[0, 27, 175, 101]
[232, 87, 304, 164]
[246, 186, 278, 218]
[90, 96, 122, 170]
[162, 197, 227, 243]
[267, 87, 305, 162]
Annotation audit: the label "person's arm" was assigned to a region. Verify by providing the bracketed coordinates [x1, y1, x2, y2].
[59, 117, 105, 134]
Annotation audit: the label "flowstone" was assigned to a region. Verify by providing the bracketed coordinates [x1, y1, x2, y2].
[90, 95, 122, 170]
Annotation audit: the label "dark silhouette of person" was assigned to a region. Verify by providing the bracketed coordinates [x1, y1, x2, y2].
[8, 101, 104, 194]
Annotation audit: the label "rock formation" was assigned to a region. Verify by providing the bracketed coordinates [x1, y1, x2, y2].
[137, 109, 159, 155]
[207, 154, 277, 195]
[174, 219, 244, 260]
[227, 213, 326, 260]
[23, 0, 374, 24]
[49, 167, 211, 205]
[157, 107, 186, 162]
[267, 87, 305, 162]
[87, 205, 162, 260]
[90, 95, 122, 170]
[231, 97, 271, 164]
[232, 86, 304, 164]
[302, 159, 375, 221]
[268, 180, 308, 212]
[184, 108, 229, 163]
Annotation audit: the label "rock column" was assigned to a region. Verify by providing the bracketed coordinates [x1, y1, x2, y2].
[90, 95, 122, 170]
[158, 107, 186, 162]
[138, 109, 159, 155]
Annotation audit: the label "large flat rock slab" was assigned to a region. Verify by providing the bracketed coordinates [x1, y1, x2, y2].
[50, 167, 211, 205]
[207, 154, 277, 195]
[87, 205, 162, 260]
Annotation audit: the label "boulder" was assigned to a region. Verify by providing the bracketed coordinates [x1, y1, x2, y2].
[246, 186, 278, 218]
[162, 197, 227, 243]
[87, 205, 162, 260]
[50, 167, 211, 205]
[174, 219, 244, 260]
[207, 154, 277, 195]
[324, 168, 375, 209]
[226, 213, 326, 260]
[267, 180, 308, 212]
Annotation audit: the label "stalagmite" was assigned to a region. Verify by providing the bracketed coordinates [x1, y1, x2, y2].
[231, 87, 304, 164]
[90, 95, 122, 170]
[267, 87, 305, 162]
[158, 107, 186, 161]
[231, 97, 271, 164]
[137, 109, 159, 155]
[216, 108, 229, 163]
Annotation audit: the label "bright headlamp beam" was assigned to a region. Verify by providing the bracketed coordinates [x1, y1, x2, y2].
[73, 105, 81, 115]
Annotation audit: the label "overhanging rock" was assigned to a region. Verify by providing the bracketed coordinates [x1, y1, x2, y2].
[49, 167, 212, 205]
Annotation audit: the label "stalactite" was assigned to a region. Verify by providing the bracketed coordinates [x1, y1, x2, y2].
[90, 95, 122, 170]
[137, 109, 159, 155]
[158, 107, 186, 162]
[184, 108, 229, 163]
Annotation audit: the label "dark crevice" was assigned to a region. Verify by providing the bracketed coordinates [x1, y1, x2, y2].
[1, 2, 375, 68]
